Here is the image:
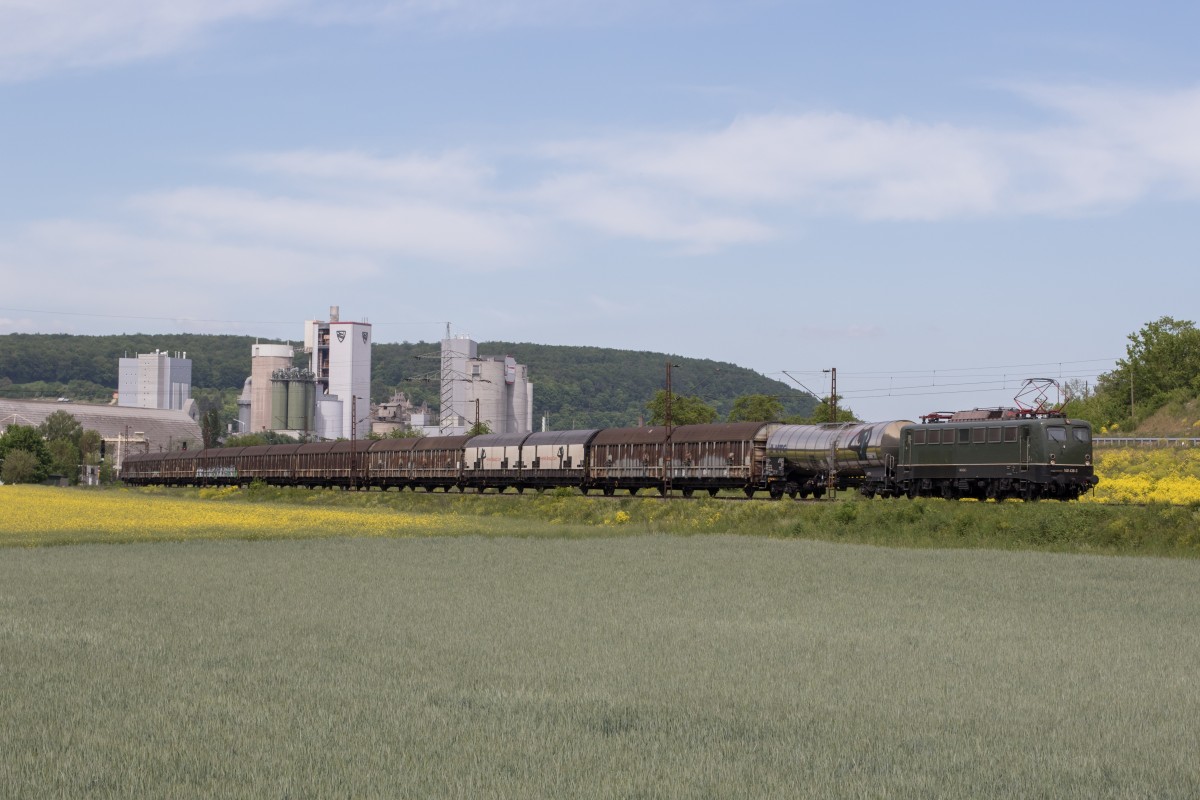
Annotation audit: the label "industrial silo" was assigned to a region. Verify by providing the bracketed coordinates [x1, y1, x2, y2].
[287, 379, 310, 432]
[270, 378, 289, 430]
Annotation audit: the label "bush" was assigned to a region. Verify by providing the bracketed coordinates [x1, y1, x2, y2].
[2, 449, 48, 484]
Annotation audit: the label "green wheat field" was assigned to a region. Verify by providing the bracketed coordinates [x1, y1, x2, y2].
[3, 530, 1198, 798]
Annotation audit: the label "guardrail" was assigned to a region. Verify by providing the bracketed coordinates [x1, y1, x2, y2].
[1094, 437, 1200, 448]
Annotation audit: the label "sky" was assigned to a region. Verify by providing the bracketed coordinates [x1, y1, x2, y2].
[2, 0, 1199, 422]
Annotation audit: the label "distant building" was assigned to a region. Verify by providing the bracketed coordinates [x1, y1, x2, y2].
[117, 350, 192, 410]
[304, 306, 371, 440]
[249, 343, 295, 433]
[439, 334, 533, 435]
[371, 391, 433, 437]
[0, 398, 202, 472]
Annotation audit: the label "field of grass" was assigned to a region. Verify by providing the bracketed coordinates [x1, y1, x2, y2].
[4, 483, 1200, 557]
[2, 536, 1198, 798]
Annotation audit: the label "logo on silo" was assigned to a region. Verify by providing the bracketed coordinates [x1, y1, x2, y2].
[336, 330, 346, 343]
[362, 331, 368, 344]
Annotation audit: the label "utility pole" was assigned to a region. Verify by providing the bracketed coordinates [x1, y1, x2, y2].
[351, 395, 358, 489]
[830, 367, 837, 422]
[1130, 370, 1135, 421]
[664, 360, 673, 497]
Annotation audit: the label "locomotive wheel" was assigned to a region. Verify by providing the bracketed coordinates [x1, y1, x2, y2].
[708, 488, 719, 497]
[744, 488, 755, 498]
[629, 487, 639, 496]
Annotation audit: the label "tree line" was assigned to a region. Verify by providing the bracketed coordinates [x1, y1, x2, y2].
[1, 333, 819, 430]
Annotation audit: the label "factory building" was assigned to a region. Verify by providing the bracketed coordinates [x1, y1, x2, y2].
[304, 306, 371, 440]
[117, 350, 192, 410]
[439, 334, 533, 435]
[249, 343, 295, 433]
[0, 398, 202, 472]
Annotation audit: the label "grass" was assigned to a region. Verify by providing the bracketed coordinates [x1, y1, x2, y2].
[3, 483, 1200, 557]
[2, 536, 1198, 798]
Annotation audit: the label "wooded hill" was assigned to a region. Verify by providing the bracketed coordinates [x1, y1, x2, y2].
[0, 334, 817, 429]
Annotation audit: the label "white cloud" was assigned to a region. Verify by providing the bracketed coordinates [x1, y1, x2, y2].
[539, 86, 1200, 222]
[133, 187, 539, 266]
[530, 173, 772, 251]
[0, 0, 673, 81]
[0, 0, 291, 81]
[232, 149, 494, 197]
[7, 83, 1200, 304]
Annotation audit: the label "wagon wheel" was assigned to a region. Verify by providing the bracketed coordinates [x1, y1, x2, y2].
[708, 488, 719, 497]
[744, 487, 756, 498]
[603, 487, 615, 496]
[628, 487, 639, 496]
[682, 488, 694, 498]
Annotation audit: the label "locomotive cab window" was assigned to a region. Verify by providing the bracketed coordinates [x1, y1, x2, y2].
[914, 430, 927, 445]
[1073, 427, 1091, 443]
[1047, 426, 1067, 443]
[1004, 427, 1018, 442]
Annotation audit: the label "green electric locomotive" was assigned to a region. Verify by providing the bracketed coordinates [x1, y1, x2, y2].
[863, 408, 1098, 501]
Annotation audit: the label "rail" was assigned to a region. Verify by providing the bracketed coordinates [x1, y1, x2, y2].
[1094, 437, 1200, 448]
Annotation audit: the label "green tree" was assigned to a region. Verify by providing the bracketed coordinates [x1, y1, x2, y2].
[1, 449, 42, 484]
[0, 424, 53, 483]
[1096, 316, 1200, 424]
[47, 438, 81, 482]
[79, 429, 103, 465]
[39, 409, 83, 446]
[224, 431, 300, 447]
[467, 421, 493, 436]
[646, 390, 718, 426]
[200, 408, 222, 449]
[798, 396, 858, 424]
[728, 394, 784, 422]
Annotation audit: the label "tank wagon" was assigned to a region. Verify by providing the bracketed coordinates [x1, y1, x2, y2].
[765, 421, 909, 499]
[121, 411, 1096, 501]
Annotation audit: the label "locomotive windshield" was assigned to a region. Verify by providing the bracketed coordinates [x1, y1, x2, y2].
[1072, 426, 1091, 443]
[1047, 426, 1067, 442]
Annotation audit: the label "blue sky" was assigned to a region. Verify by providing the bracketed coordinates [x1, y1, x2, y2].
[2, 1, 1198, 421]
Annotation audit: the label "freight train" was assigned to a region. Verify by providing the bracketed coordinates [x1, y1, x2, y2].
[122, 408, 1098, 501]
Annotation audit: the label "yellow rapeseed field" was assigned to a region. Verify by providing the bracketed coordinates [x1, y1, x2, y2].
[0, 485, 458, 547]
[1083, 447, 1200, 505]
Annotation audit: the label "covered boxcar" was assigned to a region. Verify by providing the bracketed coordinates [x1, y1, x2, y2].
[365, 437, 423, 490]
[522, 429, 600, 491]
[462, 432, 531, 492]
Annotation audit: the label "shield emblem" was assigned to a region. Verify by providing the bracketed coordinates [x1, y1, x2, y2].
[336, 330, 346, 343]
[361, 331, 368, 344]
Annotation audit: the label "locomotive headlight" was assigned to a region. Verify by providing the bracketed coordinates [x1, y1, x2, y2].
[1049, 454, 1056, 465]
[1085, 455, 1091, 466]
